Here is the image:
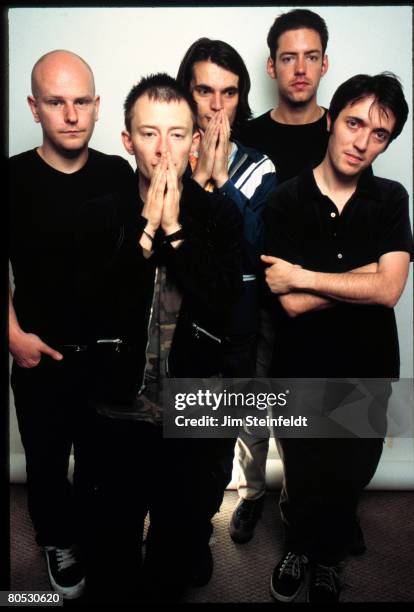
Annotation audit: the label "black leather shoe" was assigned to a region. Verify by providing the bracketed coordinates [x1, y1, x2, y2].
[229, 497, 264, 543]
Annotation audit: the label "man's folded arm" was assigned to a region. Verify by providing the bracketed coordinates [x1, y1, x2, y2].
[278, 262, 380, 317]
[280, 253, 410, 313]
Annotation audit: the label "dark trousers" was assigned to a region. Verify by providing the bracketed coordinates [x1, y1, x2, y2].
[87, 416, 235, 599]
[272, 378, 391, 564]
[276, 436, 384, 565]
[11, 354, 97, 548]
[222, 333, 257, 378]
[222, 278, 258, 378]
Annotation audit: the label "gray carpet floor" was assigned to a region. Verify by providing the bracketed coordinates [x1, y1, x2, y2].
[10, 484, 414, 603]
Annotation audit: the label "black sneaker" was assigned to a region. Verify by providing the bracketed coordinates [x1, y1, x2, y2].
[270, 552, 309, 602]
[229, 497, 264, 543]
[307, 563, 341, 603]
[44, 545, 85, 600]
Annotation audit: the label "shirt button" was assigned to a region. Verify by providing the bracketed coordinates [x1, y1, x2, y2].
[330, 212, 336, 218]
[337, 253, 343, 259]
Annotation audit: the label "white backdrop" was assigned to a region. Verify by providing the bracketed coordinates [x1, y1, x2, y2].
[8, 5, 414, 486]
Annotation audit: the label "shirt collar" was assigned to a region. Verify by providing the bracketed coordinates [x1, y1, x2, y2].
[301, 164, 381, 202]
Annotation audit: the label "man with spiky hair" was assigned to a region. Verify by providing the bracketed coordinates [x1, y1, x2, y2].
[87, 73, 242, 603]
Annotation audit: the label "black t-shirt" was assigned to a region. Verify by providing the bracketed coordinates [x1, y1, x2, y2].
[238, 109, 329, 184]
[9, 148, 136, 344]
[264, 168, 413, 378]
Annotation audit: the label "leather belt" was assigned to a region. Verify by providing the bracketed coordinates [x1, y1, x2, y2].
[56, 338, 124, 354]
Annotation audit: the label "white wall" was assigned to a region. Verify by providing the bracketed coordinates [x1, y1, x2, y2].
[8, 6, 413, 485]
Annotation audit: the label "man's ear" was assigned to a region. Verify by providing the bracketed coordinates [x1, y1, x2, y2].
[27, 95, 40, 123]
[190, 129, 201, 156]
[326, 112, 332, 133]
[267, 56, 277, 80]
[321, 54, 329, 78]
[94, 95, 100, 122]
[121, 130, 134, 156]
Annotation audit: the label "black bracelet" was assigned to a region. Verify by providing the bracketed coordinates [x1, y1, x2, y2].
[164, 227, 184, 244]
[143, 229, 154, 242]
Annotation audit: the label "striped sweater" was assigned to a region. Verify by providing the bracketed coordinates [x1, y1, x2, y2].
[217, 139, 277, 272]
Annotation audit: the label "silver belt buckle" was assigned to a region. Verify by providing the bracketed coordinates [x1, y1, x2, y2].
[96, 338, 123, 352]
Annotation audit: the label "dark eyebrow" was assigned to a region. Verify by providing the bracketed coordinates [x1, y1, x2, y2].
[193, 84, 213, 91]
[347, 115, 363, 123]
[280, 49, 321, 56]
[346, 115, 391, 136]
[374, 127, 391, 136]
[193, 84, 238, 93]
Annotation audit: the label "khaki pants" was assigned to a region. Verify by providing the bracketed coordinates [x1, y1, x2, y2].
[235, 304, 276, 500]
[235, 433, 269, 500]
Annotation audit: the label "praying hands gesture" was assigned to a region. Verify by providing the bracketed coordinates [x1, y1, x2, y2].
[140, 152, 182, 251]
[192, 110, 231, 189]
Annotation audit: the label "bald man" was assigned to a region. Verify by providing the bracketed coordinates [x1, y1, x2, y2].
[9, 50, 135, 600]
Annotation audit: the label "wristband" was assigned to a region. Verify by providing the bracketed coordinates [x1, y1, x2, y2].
[164, 227, 184, 244]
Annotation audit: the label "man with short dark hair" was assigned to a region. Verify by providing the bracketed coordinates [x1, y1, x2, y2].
[262, 72, 412, 603]
[232, 8, 330, 545]
[8, 49, 135, 600]
[240, 8, 329, 182]
[86, 72, 243, 603]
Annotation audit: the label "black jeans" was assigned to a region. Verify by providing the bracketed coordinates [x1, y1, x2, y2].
[87, 416, 235, 599]
[273, 379, 391, 564]
[276, 436, 384, 565]
[11, 353, 97, 548]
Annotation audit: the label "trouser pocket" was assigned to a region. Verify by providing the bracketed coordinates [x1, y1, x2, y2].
[88, 343, 141, 406]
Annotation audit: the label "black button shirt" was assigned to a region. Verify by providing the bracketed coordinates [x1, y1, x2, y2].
[264, 168, 413, 377]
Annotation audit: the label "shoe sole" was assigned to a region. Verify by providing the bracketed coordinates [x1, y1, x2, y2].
[270, 576, 305, 603]
[306, 589, 340, 603]
[228, 521, 254, 544]
[45, 555, 86, 600]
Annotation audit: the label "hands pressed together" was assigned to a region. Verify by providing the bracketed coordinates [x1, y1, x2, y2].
[192, 110, 231, 189]
[141, 151, 182, 250]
